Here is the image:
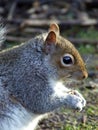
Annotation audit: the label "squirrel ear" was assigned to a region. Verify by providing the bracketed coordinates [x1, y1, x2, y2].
[45, 31, 56, 43]
[44, 31, 56, 54]
[49, 23, 60, 35]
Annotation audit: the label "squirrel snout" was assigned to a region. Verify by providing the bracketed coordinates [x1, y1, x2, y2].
[79, 72, 88, 80]
[82, 70, 88, 79]
[73, 70, 88, 80]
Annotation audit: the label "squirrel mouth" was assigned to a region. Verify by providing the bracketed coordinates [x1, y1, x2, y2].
[59, 74, 72, 82]
[60, 74, 80, 88]
[63, 74, 72, 79]
[66, 74, 72, 78]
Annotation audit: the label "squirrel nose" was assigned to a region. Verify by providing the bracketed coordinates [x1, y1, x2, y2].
[82, 71, 88, 79]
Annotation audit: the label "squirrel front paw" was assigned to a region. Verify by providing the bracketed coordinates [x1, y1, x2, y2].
[66, 90, 86, 111]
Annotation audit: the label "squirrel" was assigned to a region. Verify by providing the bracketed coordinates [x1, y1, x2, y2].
[0, 23, 88, 130]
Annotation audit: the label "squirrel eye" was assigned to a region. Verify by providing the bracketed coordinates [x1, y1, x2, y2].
[61, 54, 74, 67]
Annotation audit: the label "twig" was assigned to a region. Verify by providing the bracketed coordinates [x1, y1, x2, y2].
[5, 18, 98, 27]
[6, 36, 28, 42]
[7, 1, 17, 20]
[68, 38, 98, 45]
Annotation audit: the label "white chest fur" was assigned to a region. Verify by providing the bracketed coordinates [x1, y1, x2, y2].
[50, 79, 70, 98]
[0, 106, 45, 130]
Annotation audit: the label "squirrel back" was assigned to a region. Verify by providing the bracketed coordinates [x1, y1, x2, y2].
[0, 23, 88, 130]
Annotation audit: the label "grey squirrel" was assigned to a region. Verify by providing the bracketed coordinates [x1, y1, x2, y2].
[0, 23, 88, 130]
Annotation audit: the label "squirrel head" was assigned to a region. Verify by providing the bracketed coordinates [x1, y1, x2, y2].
[43, 23, 88, 81]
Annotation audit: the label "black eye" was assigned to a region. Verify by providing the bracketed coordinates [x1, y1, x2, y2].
[61, 54, 74, 67]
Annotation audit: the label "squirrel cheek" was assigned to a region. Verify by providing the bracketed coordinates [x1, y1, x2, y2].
[57, 69, 71, 80]
[55, 61, 72, 79]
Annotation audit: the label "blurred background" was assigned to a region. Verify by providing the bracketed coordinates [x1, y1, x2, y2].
[0, 0, 98, 130]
